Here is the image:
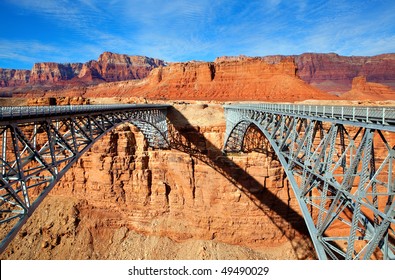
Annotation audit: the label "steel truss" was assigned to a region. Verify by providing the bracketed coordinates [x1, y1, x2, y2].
[223, 104, 395, 260]
[0, 104, 169, 253]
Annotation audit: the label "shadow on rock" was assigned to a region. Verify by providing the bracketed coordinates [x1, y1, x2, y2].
[167, 106, 316, 260]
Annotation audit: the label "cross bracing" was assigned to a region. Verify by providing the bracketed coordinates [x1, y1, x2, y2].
[223, 103, 395, 260]
[0, 104, 169, 253]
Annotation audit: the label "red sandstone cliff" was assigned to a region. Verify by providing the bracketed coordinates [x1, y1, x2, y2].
[341, 76, 395, 100]
[0, 52, 165, 88]
[2, 52, 394, 99]
[29, 62, 84, 84]
[216, 53, 395, 94]
[18, 56, 334, 102]
[135, 57, 332, 101]
[0, 69, 30, 87]
[97, 52, 165, 81]
[294, 53, 395, 94]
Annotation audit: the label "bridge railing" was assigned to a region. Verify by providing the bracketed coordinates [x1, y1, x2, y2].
[0, 104, 169, 121]
[224, 103, 395, 127]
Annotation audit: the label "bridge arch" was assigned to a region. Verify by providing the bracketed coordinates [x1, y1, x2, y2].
[224, 116, 328, 258]
[223, 104, 395, 260]
[0, 104, 169, 253]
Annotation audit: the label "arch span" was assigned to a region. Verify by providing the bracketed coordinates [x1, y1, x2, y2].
[0, 104, 169, 253]
[223, 104, 395, 260]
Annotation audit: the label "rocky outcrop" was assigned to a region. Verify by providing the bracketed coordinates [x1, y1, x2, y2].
[3, 52, 394, 99]
[4, 56, 333, 101]
[29, 62, 83, 84]
[97, 52, 166, 81]
[48, 57, 334, 102]
[0, 69, 30, 87]
[0, 52, 165, 88]
[216, 53, 395, 94]
[341, 76, 395, 100]
[294, 53, 395, 94]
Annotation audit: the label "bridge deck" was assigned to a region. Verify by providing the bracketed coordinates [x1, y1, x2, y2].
[0, 104, 170, 123]
[224, 103, 395, 131]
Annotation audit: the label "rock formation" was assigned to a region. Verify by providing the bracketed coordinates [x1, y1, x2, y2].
[0, 69, 30, 87]
[8, 56, 336, 102]
[29, 62, 83, 84]
[2, 52, 394, 99]
[134, 57, 332, 101]
[97, 52, 165, 81]
[294, 53, 395, 94]
[0, 52, 165, 88]
[341, 76, 395, 100]
[216, 53, 395, 94]
[1, 52, 394, 260]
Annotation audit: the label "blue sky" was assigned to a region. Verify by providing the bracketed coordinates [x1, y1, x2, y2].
[0, 0, 394, 69]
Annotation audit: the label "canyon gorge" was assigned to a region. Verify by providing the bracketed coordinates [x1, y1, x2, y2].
[1, 98, 316, 260]
[1, 51, 395, 260]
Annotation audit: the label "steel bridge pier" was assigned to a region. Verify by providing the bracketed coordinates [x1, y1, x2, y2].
[0, 104, 169, 254]
[223, 103, 395, 260]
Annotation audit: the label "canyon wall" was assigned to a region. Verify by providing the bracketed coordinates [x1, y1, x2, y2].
[10, 57, 336, 102]
[341, 76, 395, 100]
[0, 69, 30, 87]
[216, 53, 395, 94]
[0, 101, 315, 260]
[0, 52, 165, 88]
[294, 53, 395, 94]
[139, 57, 316, 101]
[2, 52, 394, 98]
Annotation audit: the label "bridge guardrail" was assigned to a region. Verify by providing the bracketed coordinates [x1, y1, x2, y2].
[224, 103, 395, 126]
[0, 104, 169, 121]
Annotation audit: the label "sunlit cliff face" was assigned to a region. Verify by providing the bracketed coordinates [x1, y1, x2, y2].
[2, 53, 395, 102]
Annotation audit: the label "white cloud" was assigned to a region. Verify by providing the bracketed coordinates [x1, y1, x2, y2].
[0, 38, 108, 69]
[0, 39, 60, 68]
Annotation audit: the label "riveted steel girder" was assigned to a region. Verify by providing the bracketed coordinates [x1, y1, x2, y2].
[223, 103, 395, 260]
[0, 104, 169, 253]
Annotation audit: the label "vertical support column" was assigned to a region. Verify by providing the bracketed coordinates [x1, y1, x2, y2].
[346, 129, 373, 259]
[10, 125, 30, 209]
[317, 125, 338, 230]
[1, 129, 7, 176]
[44, 122, 59, 175]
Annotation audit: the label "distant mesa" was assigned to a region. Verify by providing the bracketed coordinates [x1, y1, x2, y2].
[1, 54, 333, 102]
[0, 51, 165, 88]
[0, 52, 395, 102]
[216, 53, 395, 94]
[341, 76, 395, 100]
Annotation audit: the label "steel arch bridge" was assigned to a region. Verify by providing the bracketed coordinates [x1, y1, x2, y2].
[223, 103, 395, 260]
[0, 104, 169, 253]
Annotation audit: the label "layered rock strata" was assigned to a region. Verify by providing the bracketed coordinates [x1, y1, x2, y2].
[217, 53, 395, 94]
[295, 53, 395, 94]
[9, 57, 336, 102]
[0, 52, 395, 98]
[0, 52, 165, 88]
[2, 52, 394, 100]
[341, 76, 395, 100]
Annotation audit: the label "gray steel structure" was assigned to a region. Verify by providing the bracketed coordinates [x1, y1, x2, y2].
[223, 103, 395, 260]
[0, 104, 169, 253]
